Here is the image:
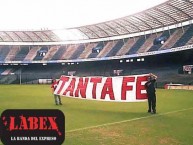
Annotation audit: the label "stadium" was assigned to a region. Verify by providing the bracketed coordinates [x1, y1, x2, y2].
[0, 0, 193, 145]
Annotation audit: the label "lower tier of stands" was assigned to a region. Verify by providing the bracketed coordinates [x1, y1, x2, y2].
[1, 48, 193, 87]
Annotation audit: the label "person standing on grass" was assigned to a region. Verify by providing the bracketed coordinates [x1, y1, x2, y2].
[51, 79, 62, 105]
[145, 73, 157, 114]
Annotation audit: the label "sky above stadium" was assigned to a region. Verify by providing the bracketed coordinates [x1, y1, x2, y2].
[0, 0, 167, 30]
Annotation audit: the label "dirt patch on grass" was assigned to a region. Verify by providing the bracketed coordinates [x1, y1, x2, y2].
[159, 137, 179, 145]
[90, 127, 122, 138]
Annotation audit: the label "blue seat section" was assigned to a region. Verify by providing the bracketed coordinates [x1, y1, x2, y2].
[147, 44, 162, 52]
[148, 29, 176, 52]
[33, 46, 48, 61]
[0, 68, 4, 74]
[126, 35, 149, 55]
[88, 41, 106, 58]
[51, 46, 67, 60]
[0, 46, 10, 61]
[69, 44, 85, 59]
[14, 46, 29, 61]
[172, 25, 193, 48]
[105, 39, 125, 57]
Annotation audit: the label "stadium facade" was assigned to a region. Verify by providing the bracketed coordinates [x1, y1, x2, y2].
[0, 0, 193, 86]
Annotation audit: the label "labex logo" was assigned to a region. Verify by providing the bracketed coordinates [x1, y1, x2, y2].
[0, 109, 65, 145]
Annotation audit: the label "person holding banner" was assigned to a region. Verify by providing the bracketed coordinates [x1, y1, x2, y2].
[145, 73, 157, 114]
[51, 79, 62, 105]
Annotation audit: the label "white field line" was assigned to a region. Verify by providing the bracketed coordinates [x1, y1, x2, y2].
[66, 107, 193, 133]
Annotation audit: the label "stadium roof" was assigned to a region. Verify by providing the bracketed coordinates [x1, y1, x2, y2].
[76, 0, 193, 39]
[0, 31, 61, 42]
[0, 0, 193, 42]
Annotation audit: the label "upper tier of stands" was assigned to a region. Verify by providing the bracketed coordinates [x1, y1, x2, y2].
[0, 0, 192, 41]
[0, 24, 193, 62]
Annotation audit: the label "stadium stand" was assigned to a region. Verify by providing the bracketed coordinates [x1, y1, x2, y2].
[88, 41, 106, 58]
[97, 40, 118, 58]
[1, 25, 193, 62]
[5, 46, 20, 61]
[148, 29, 175, 51]
[116, 37, 138, 56]
[42, 46, 59, 61]
[172, 25, 193, 48]
[69, 44, 86, 60]
[187, 32, 193, 44]
[78, 42, 98, 59]
[19, 64, 63, 84]
[14, 46, 30, 61]
[160, 27, 186, 50]
[0, 46, 193, 85]
[105, 39, 125, 57]
[51, 45, 67, 60]
[126, 35, 148, 55]
[137, 33, 159, 53]
[33, 46, 48, 61]
[0, 46, 10, 61]
[0, 0, 193, 87]
[24, 46, 41, 61]
[1, 68, 13, 75]
[61, 44, 77, 60]
[0, 75, 17, 84]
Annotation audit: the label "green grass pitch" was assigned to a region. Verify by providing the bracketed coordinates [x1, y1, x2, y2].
[0, 85, 193, 145]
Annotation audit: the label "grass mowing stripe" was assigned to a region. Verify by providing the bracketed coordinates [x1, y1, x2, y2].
[66, 107, 193, 133]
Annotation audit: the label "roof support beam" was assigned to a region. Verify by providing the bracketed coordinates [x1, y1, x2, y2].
[154, 7, 178, 23]
[167, 3, 192, 19]
[132, 15, 152, 29]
